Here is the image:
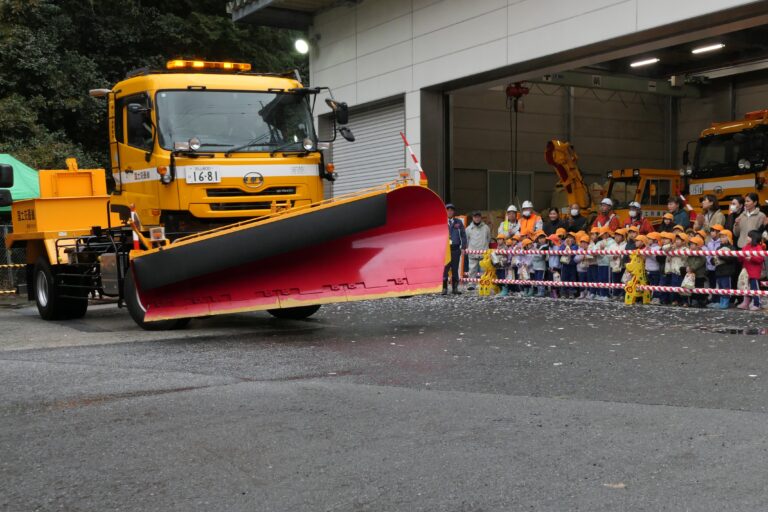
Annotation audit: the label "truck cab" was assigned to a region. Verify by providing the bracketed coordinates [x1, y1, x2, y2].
[685, 110, 768, 209]
[99, 60, 337, 231]
[605, 168, 682, 225]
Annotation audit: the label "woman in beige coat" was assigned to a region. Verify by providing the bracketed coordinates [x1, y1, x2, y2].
[734, 193, 767, 248]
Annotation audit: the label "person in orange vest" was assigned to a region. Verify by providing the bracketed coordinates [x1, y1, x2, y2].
[519, 200, 543, 236]
[592, 198, 621, 231]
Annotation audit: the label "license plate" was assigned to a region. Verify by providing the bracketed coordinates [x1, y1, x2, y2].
[187, 168, 220, 184]
[689, 183, 704, 195]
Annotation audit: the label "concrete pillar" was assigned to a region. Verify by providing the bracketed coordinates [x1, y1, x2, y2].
[419, 90, 448, 199]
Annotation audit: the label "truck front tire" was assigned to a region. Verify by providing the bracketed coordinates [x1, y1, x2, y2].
[124, 271, 190, 331]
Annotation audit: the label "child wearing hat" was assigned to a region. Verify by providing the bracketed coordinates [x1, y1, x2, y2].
[667, 232, 689, 306]
[686, 235, 708, 308]
[645, 232, 663, 304]
[560, 232, 579, 299]
[532, 231, 549, 297]
[709, 229, 737, 309]
[586, 227, 600, 299]
[704, 224, 723, 292]
[491, 234, 509, 296]
[519, 238, 534, 296]
[610, 228, 628, 300]
[659, 213, 675, 233]
[574, 235, 591, 299]
[595, 226, 615, 301]
[737, 229, 765, 311]
[547, 233, 562, 298]
[659, 232, 677, 305]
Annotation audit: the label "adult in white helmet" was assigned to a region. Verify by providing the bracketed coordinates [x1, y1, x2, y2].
[592, 197, 620, 231]
[498, 205, 521, 237]
[519, 200, 542, 236]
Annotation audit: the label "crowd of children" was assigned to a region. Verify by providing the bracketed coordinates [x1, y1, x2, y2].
[484, 222, 766, 311]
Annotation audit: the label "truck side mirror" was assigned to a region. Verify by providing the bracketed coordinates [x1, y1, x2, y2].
[0, 189, 12, 208]
[0, 163, 13, 188]
[339, 126, 355, 142]
[127, 103, 150, 113]
[325, 98, 349, 125]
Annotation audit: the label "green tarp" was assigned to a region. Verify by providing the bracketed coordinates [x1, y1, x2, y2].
[0, 154, 39, 213]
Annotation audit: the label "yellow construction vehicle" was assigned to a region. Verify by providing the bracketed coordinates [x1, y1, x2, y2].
[2, 60, 446, 329]
[545, 139, 682, 225]
[684, 109, 768, 207]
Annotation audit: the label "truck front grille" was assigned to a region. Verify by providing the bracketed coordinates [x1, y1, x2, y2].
[206, 187, 296, 197]
[210, 202, 293, 211]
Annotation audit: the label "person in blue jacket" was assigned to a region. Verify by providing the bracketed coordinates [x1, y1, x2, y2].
[443, 203, 467, 295]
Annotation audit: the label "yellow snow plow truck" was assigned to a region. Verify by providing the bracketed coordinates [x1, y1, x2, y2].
[1, 60, 447, 329]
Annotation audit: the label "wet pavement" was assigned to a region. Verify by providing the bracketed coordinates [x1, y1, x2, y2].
[2, 294, 768, 511]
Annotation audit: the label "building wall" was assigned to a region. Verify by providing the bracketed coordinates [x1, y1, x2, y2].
[451, 84, 668, 209]
[310, 0, 759, 165]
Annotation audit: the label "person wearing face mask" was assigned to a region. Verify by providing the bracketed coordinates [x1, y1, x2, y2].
[465, 211, 491, 287]
[623, 201, 654, 234]
[666, 197, 690, 229]
[734, 192, 766, 249]
[518, 200, 543, 236]
[566, 203, 588, 232]
[724, 196, 744, 233]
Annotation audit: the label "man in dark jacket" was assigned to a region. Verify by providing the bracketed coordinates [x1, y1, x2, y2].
[566, 203, 588, 232]
[443, 203, 467, 295]
[667, 197, 690, 228]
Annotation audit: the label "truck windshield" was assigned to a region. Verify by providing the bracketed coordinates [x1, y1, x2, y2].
[607, 177, 639, 209]
[692, 128, 767, 178]
[155, 90, 315, 152]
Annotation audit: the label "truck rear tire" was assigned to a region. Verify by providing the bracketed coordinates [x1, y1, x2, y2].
[124, 271, 190, 331]
[267, 305, 321, 320]
[33, 258, 88, 320]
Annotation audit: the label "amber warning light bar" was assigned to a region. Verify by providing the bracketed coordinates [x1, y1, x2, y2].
[166, 60, 252, 72]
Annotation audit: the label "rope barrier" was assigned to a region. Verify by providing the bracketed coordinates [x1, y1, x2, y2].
[464, 248, 768, 257]
[461, 278, 768, 297]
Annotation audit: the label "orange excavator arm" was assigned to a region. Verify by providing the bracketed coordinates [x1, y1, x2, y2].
[545, 140, 592, 213]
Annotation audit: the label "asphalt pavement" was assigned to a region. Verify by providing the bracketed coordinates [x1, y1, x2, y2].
[2, 294, 768, 511]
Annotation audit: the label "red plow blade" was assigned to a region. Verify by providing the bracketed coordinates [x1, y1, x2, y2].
[131, 185, 448, 321]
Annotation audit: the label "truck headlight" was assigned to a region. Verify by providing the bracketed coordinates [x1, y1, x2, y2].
[302, 138, 315, 151]
[189, 137, 201, 151]
[738, 158, 751, 170]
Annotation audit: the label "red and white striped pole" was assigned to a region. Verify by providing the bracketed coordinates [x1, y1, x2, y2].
[399, 131, 428, 185]
[129, 204, 142, 251]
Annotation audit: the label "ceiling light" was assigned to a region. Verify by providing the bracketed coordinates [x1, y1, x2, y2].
[692, 43, 725, 54]
[630, 58, 660, 68]
[294, 39, 309, 54]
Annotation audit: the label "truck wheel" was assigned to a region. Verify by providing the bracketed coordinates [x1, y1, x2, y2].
[33, 258, 88, 320]
[267, 305, 321, 320]
[124, 271, 190, 331]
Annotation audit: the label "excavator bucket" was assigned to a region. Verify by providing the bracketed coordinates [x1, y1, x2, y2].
[129, 184, 448, 322]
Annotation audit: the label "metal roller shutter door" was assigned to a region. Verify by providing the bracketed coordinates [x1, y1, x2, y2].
[331, 101, 405, 196]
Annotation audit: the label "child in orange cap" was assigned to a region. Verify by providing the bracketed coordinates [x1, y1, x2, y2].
[610, 228, 628, 300]
[659, 212, 675, 233]
[586, 227, 600, 299]
[659, 232, 677, 305]
[531, 231, 549, 297]
[574, 234, 591, 299]
[547, 233, 562, 298]
[686, 235, 708, 308]
[560, 232, 579, 299]
[667, 232, 689, 306]
[519, 238, 534, 296]
[595, 226, 615, 300]
[645, 232, 663, 304]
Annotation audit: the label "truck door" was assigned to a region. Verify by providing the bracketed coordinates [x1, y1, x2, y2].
[114, 93, 160, 222]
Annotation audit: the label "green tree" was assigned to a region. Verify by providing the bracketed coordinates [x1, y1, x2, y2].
[0, 0, 307, 169]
